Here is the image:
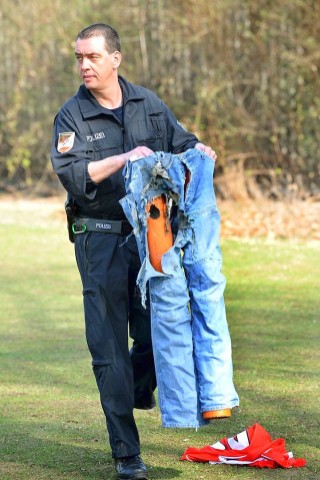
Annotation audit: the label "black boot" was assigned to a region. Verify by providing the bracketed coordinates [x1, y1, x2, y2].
[114, 455, 148, 480]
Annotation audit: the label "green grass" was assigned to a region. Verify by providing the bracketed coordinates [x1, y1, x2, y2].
[0, 222, 319, 479]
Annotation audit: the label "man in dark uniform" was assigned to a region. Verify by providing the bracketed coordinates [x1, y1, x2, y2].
[51, 23, 217, 480]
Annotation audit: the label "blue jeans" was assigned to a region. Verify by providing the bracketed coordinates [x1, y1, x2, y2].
[120, 148, 239, 427]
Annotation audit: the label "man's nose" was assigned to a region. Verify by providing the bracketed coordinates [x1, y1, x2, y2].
[81, 57, 90, 70]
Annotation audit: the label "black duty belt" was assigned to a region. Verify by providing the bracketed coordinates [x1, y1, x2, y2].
[72, 217, 132, 236]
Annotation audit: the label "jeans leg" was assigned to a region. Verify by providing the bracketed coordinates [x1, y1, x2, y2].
[183, 208, 239, 411]
[149, 246, 207, 427]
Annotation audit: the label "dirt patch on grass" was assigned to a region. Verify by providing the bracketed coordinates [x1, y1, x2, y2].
[219, 199, 320, 242]
[0, 195, 66, 227]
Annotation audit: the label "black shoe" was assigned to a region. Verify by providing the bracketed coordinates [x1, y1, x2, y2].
[134, 393, 156, 410]
[114, 455, 148, 480]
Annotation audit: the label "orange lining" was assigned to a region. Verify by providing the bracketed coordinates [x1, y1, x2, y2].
[146, 195, 173, 272]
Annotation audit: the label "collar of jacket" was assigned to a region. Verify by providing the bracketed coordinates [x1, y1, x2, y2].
[76, 75, 146, 119]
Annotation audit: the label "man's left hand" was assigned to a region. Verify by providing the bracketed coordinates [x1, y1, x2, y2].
[195, 142, 217, 161]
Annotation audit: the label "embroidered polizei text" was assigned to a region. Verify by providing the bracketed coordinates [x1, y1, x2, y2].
[95, 222, 112, 230]
[86, 132, 106, 142]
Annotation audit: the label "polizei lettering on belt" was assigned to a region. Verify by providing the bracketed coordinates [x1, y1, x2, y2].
[95, 222, 112, 230]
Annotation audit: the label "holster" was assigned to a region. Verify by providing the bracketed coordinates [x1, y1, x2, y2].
[65, 194, 76, 243]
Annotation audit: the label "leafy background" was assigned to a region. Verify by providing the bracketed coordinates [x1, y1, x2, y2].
[1, 0, 319, 199]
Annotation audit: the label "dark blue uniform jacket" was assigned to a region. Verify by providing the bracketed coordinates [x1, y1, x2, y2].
[51, 75, 198, 219]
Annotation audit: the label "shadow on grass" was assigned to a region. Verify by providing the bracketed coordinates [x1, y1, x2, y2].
[1, 422, 183, 480]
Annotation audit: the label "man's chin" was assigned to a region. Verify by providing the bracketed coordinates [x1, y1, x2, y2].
[83, 78, 95, 88]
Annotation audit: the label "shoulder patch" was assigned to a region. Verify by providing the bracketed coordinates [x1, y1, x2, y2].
[57, 132, 75, 153]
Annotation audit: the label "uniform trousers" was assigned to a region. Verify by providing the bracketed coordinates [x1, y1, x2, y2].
[75, 231, 156, 458]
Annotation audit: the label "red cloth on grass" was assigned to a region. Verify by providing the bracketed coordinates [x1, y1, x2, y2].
[181, 423, 306, 469]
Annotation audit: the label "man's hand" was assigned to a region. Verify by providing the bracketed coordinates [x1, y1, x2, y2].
[194, 142, 217, 161]
[126, 146, 154, 162]
[88, 146, 154, 184]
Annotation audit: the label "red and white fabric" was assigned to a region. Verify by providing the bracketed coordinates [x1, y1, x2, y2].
[181, 423, 306, 469]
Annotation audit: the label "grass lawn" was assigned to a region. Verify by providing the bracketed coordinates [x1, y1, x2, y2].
[0, 218, 319, 479]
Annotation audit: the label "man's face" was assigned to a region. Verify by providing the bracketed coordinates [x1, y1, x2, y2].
[75, 35, 120, 92]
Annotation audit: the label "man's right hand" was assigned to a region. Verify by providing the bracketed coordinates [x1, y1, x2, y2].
[126, 146, 154, 162]
[88, 146, 154, 184]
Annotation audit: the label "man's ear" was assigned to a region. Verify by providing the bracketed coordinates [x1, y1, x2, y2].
[113, 51, 122, 68]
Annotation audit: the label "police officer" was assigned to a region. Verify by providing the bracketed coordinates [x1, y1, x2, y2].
[51, 23, 217, 480]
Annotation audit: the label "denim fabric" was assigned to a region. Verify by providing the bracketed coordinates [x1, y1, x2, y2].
[120, 148, 239, 428]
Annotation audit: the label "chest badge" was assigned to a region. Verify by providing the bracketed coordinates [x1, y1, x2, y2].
[57, 132, 75, 153]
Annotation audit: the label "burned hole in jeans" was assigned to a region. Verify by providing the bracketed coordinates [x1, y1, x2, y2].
[149, 204, 160, 219]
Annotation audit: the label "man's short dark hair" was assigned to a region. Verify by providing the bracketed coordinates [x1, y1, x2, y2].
[77, 23, 121, 53]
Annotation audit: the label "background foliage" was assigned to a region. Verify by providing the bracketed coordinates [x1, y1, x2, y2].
[1, 0, 319, 199]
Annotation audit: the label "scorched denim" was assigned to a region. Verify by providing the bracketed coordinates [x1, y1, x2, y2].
[120, 148, 239, 428]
